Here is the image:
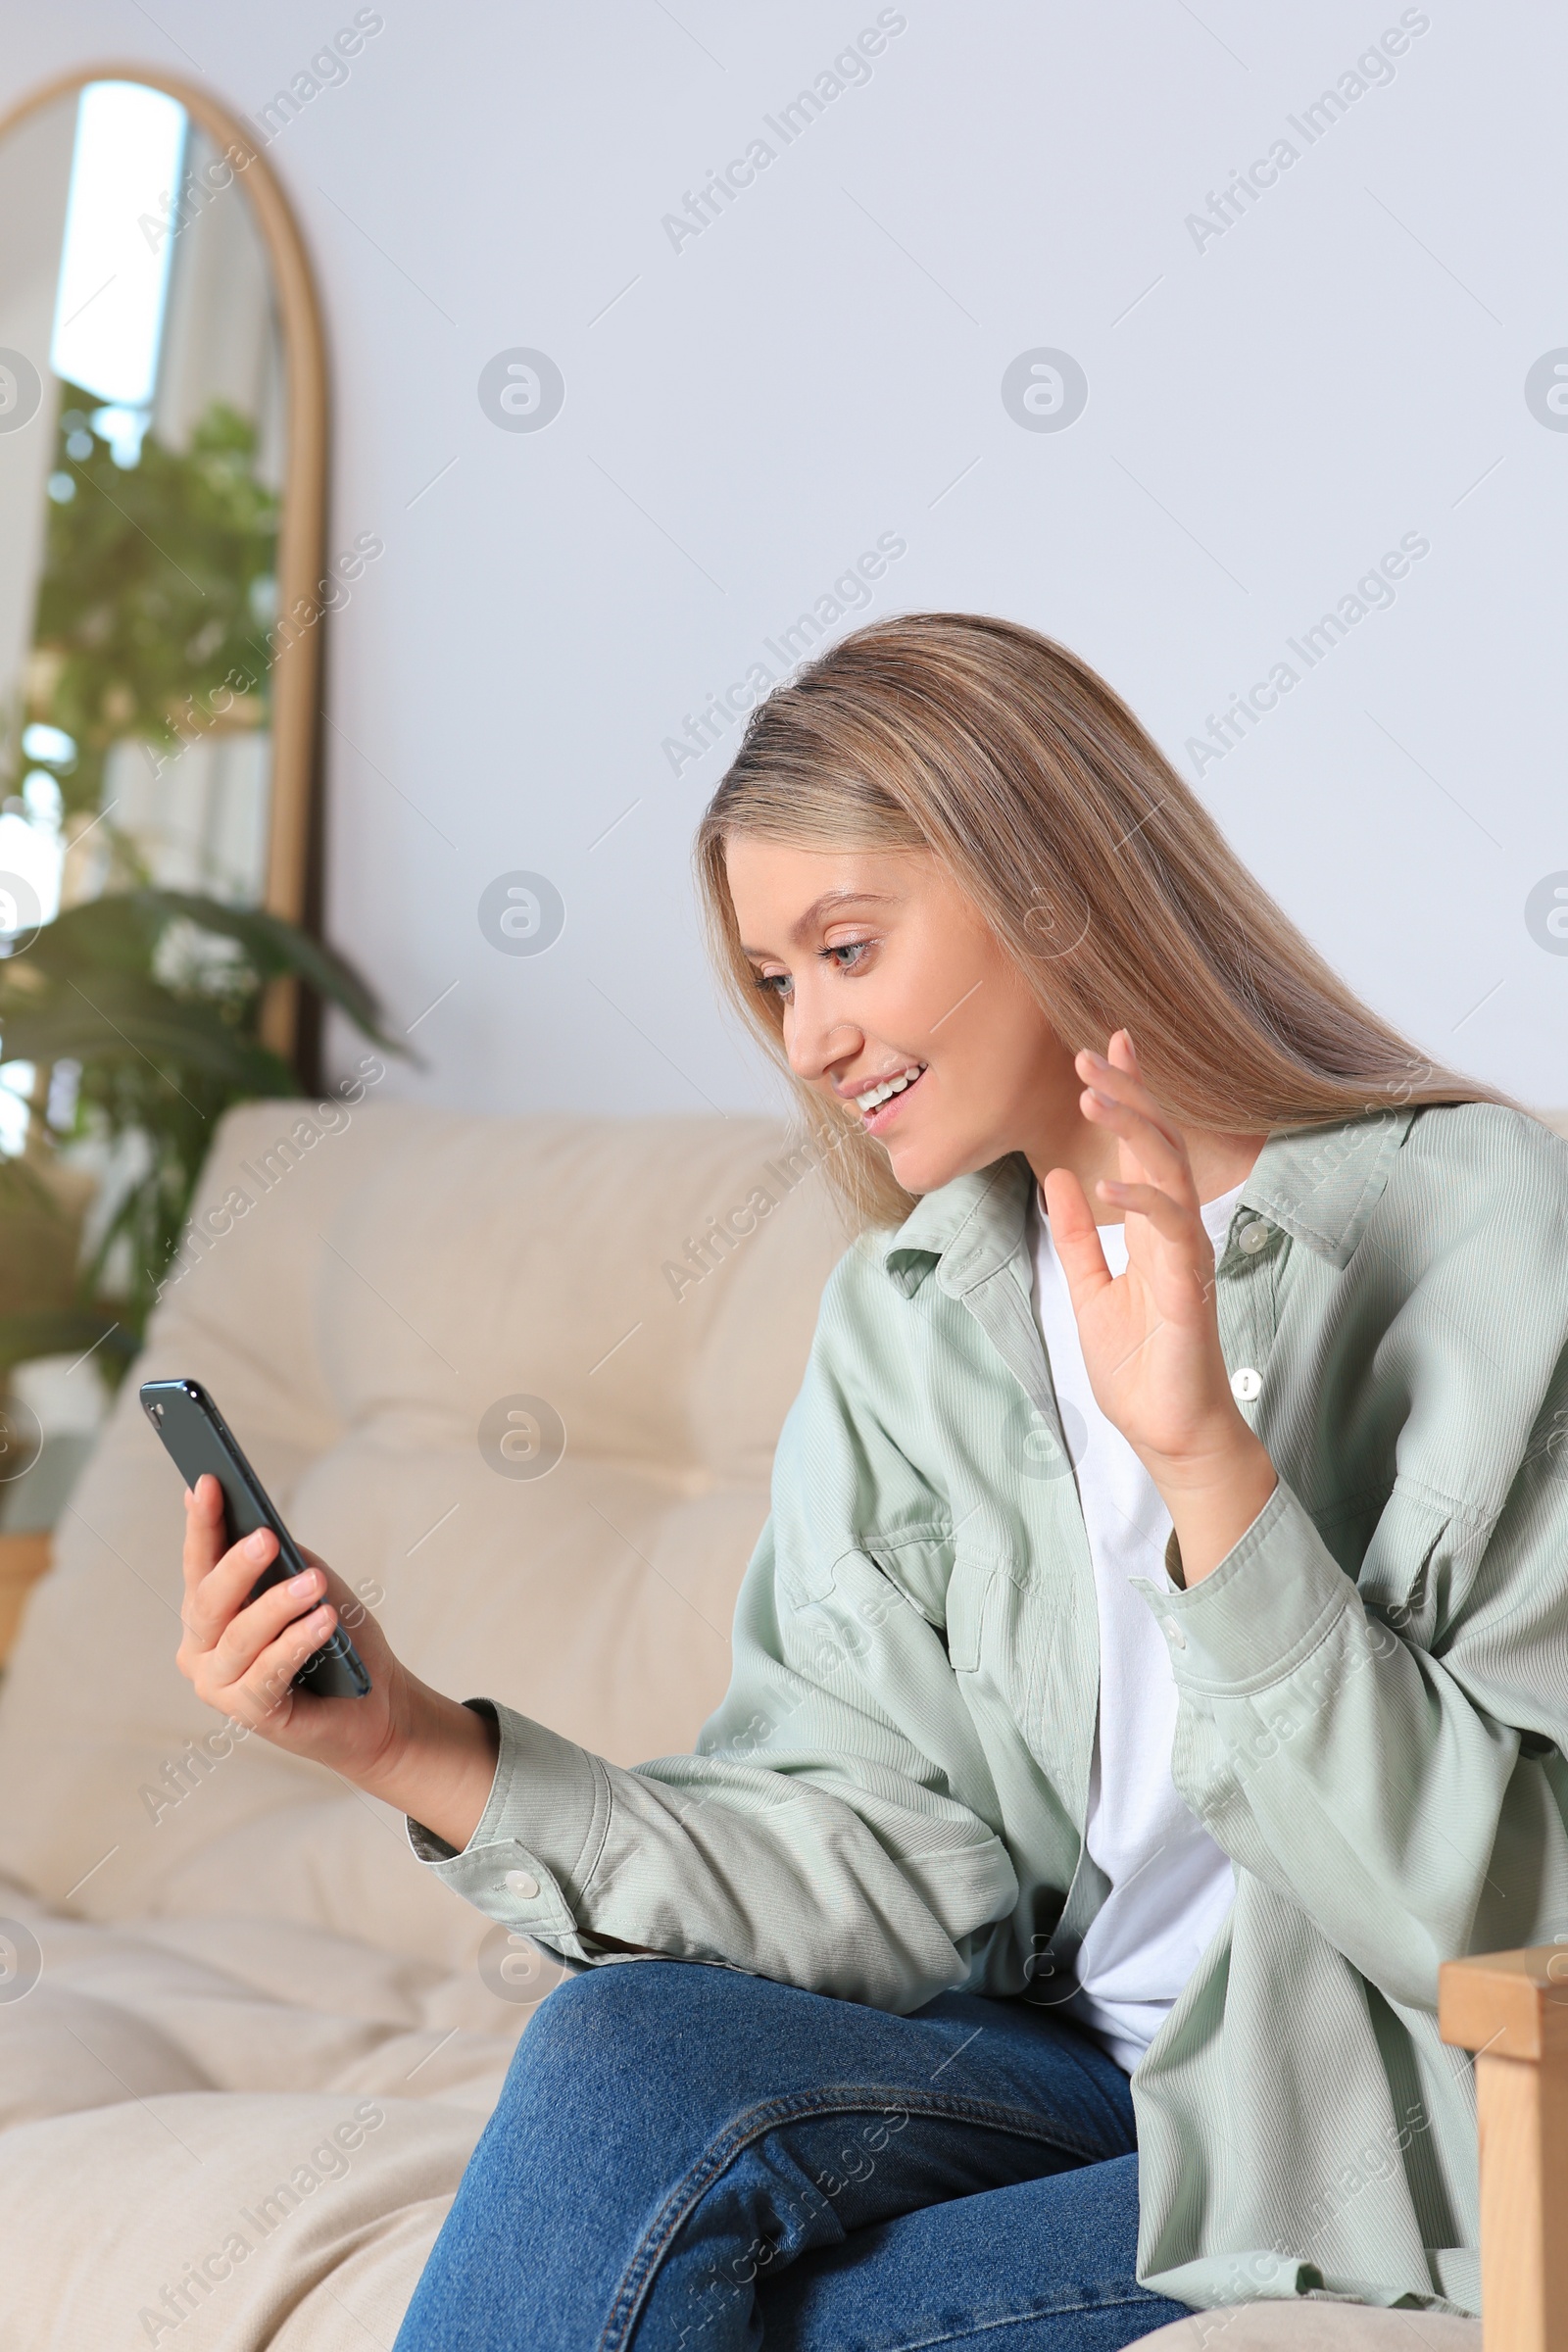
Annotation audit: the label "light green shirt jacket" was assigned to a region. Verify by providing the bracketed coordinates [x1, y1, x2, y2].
[414, 1102, 1568, 2316]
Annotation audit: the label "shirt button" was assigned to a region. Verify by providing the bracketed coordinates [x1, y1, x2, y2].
[1238, 1219, 1269, 1255]
[1161, 1616, 1188, 1649]
[1231, 1366, 1262, 1402]
[505, 1869, 540, 1900]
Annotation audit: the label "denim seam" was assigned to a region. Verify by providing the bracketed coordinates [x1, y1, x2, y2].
[597, 2084, 1122, 2352]
[873, 2283, 1172, 2352]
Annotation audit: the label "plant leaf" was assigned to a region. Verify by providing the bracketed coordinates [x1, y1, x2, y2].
[0, 973, 294, 1093]
[139, 892, 402, 1047]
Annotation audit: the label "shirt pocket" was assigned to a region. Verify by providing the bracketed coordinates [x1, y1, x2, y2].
[1355, 1475, 1481, 1648]
[859, 1522, 958, 1630]
[823, 1524, 1002, 1675]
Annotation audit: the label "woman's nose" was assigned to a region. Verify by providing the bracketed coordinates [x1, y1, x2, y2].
[785, 996, 856, 1081]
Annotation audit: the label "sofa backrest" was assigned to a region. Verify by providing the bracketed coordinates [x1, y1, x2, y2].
[0, 1102, 850, 1968]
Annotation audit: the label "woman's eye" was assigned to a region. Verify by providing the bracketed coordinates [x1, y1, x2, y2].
[755, 971, 792, 1001]
[824, 940, 872, 971]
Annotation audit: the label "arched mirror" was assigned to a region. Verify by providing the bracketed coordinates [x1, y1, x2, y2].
[0, 65, 325, 1058]
[0, 68, 327, 1637]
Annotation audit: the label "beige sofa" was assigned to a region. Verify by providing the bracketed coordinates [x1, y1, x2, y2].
[0, 1097, 1540, 2348]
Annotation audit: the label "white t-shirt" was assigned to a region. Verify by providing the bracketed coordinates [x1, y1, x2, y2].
[1028, 1178, 1242, 2073]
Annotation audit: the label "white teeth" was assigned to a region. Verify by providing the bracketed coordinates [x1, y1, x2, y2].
[854, 1065, 924, 1112]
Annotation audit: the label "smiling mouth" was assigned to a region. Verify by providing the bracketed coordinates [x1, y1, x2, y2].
[851, 1062, 927, 1126]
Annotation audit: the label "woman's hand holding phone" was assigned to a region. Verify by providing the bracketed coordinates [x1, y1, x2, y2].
[176, 1472, 499, 1847]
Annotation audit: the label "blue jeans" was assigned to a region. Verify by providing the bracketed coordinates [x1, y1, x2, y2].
[395, 1959, 1191, 2351]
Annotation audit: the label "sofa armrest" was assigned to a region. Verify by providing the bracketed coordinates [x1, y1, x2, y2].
[1441, 1946, 1568, 2352]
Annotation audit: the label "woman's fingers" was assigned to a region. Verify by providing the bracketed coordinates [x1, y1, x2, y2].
[1041, 1166, 1113, 1317]
[172, 1484, 397, 1752]
[178, 1542, 318, 1695]
[180, 1474, 228, 1596]
[177, 1503, 356, 1722]
[1076, 1057, 1195, 1203]
[1106, 1027, 1163, 1102]
[1083, 1032, 1187, 1146]
[1096, 1183, 1216, 1307]
[204, 1564, 330, 1690]
[181, 1521, 281, 1650]
[200, 1571, 339, 1722]
[202, 1601, 335, 1725]
[1066, 1032, 1220, 1322]
[179, 1486, 307, 1666]
[226, 1602, 340, 1722]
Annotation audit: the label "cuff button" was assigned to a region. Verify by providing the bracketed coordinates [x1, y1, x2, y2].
[1161, 1615, 1188, 1649]
[1238, 1219, 1270, 1255]
[1230, 1365, 1262, 1402]
[505, 1868, 541, 1899]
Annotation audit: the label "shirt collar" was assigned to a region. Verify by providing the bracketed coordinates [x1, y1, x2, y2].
[1235, 1104, 1418, 1268]
[880, 1106, 1419, 1296]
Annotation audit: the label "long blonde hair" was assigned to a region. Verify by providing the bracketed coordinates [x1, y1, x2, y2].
[695, 612, 1511, 1233]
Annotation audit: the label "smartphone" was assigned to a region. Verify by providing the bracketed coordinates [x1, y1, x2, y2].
[140, 1377, 371, 1699]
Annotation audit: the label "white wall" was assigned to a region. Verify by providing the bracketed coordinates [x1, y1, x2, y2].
[4, 0, 1565, 1115]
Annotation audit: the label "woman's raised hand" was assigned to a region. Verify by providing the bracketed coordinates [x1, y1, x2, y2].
[1042, 1031, 1276, 1581]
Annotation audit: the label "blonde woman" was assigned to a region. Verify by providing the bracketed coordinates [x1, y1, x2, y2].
[176, 615, 1568, 2349]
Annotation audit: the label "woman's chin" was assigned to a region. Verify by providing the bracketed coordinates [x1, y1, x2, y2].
[881, 1132, 974, 1197]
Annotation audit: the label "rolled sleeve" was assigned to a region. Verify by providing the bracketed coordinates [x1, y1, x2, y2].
[405, 1699, 609, 1961]
[1145, 1479, 1353, 1695]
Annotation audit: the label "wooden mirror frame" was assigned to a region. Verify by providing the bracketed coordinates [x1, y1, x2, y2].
[0, 63, 327, 1058]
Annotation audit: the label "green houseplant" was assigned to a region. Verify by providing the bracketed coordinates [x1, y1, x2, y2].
[24, 385, 280, 819]
[0, 888, 398, 1384]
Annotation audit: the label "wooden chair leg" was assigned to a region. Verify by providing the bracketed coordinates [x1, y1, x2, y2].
[1441, 1945, 1568, 2352]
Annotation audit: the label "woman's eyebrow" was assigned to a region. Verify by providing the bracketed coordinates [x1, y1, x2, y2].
[739, 891, 899, 959]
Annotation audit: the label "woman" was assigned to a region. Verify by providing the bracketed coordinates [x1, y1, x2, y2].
[177, 616, 1568, 2349]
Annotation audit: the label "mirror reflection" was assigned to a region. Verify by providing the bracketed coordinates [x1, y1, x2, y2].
[0, 77, 286, 1101]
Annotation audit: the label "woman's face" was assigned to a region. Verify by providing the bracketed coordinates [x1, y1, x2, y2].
[725, 837, 1080, 1197]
